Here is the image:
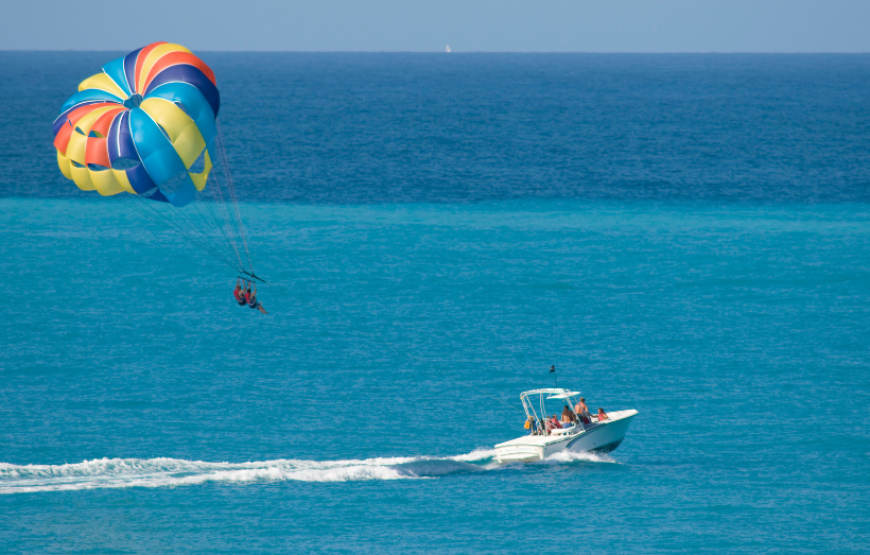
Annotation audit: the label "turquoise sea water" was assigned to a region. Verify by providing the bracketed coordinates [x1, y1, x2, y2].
[1, 53, 870, 554]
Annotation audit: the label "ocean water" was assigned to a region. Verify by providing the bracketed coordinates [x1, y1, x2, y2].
[1, 53, 869, 554]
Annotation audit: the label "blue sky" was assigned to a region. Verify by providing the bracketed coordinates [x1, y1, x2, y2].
[2, 0, 869, 52]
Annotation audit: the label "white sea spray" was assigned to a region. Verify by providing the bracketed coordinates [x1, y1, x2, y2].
[0, 447, 615, 494]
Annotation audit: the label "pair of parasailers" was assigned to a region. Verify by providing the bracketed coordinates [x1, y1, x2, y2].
[233, 278, 268, 314]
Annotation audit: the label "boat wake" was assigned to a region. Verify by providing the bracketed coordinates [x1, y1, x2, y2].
[0, 449, 617, 494]
[538, 450, 619, 465]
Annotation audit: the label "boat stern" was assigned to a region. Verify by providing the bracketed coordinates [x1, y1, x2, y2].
[494, 441, 545, 464]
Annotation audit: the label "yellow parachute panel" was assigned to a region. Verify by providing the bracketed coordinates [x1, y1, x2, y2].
[140, 98, 207, 169]
[78, 73, 127, 99]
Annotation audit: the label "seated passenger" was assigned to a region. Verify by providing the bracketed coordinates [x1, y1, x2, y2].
[525, 416, 535, 435]
[597, 408, 609, 421]
[544, 418, 554, 435]
[550, 415, 562, 429]
[561, 405, 575, 425]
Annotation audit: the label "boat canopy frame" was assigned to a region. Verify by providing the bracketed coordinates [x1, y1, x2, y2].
[520, 388, 582, 421]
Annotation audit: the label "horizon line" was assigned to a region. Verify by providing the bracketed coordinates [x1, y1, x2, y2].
[1, 49, 869, 55]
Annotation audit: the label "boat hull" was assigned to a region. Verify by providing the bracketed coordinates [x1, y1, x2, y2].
[494, 410, 637, 464]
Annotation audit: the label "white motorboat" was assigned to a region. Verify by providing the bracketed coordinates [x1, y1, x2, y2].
[494, 388, 638, 464]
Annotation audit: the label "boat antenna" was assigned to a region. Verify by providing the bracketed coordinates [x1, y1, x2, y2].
[550, 365, 557, 388]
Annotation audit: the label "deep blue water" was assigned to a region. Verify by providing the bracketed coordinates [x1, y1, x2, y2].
[1, 53, 869, 554]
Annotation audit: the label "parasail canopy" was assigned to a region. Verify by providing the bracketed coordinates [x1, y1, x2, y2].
[53, 42, 220, 208]
[52, 43, 261, 281]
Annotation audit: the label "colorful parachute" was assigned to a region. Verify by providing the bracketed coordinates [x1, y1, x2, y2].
[53, 42, 220, 207]
[52, 43, 262, 281]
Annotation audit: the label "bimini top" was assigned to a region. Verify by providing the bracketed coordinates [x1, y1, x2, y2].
[520, 388, 582, 399]
[547, 390, 582, 400]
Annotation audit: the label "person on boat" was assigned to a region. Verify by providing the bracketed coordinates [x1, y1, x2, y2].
[561, 405, 575, 425]
[543, 418, 554, 435]
[245, 282, 268, 314]
[575, 397, 591, 425]
[550, 415, 562, 430]
[597, 408, 609, 421]
[233, 279, 247, 306]
[525, 416, 536, 435]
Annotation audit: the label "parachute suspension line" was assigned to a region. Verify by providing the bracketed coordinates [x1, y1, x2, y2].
[187, 179, 244, 270]
[160, 170, 247, 273]
[116, 194, 242, 273]
[199, 171, 243, 269]
[108, 133, 260, 279]
[193, 139, 248, 275]
[213, 123, 251, 273]
[123, 196, 241, 273]
[152, 192, 239, 268]
[202, 155, 247, 270]
[172, 199, 240, 270]
[215, 121, 254, 275]
[144, 202, 240, 272]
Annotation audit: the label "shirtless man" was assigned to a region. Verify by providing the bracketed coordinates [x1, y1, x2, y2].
[561, 405, 575, 425]
[574, 397, 591, 424]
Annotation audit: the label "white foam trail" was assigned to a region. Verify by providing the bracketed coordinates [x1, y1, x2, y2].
[0, 448, 617, 494]
[538, 450, 619, 465]
[0, 450, 500, 494]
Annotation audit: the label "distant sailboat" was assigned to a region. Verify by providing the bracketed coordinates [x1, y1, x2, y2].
[445, 45, 451, 53]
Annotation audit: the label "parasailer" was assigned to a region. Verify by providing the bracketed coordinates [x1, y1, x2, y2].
[53, 42, 268, 309]
[245, 282, 268, 314]
[233, 279, 247, 306]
